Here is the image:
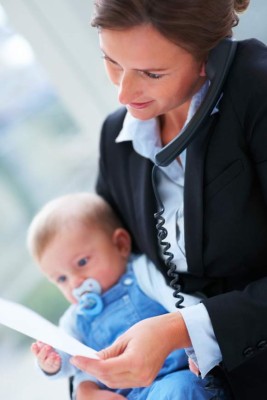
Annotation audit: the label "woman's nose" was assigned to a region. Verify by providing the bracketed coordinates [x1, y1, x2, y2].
[118, 71, 141, 105]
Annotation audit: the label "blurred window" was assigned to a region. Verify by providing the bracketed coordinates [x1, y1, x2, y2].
[0, 4, 89, 302]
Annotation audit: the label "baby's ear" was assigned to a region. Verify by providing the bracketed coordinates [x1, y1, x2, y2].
[112, 228, 131, 258]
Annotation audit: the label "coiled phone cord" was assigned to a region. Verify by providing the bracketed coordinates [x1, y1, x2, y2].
[152, 165, 184, 309]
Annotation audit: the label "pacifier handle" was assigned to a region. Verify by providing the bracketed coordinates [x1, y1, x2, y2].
[77, 292, 104, 317]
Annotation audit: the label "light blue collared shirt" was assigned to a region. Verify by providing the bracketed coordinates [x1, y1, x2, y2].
[116, 81, 222, 377]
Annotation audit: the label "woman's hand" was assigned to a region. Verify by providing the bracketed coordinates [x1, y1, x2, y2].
[71, 312, 191, 389]
[31, 341, 61, 374]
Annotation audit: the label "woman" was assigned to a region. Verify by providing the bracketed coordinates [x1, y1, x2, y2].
[71, 1, 267, 399]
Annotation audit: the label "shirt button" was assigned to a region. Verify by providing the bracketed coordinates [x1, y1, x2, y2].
[123, 277, 133, 286]
[243, 347, 255, 358]
[257, 340, 267, 350]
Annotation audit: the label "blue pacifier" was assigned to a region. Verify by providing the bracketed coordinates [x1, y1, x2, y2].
[73, 278, 104, 317]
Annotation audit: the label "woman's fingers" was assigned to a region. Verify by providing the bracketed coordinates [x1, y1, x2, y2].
[71, 313, 185, 388]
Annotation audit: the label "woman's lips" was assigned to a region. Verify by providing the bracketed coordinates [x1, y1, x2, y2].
[128, 100, 154, 109]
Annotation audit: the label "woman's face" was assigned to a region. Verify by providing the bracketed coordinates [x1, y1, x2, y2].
[99, 24, 206, 121]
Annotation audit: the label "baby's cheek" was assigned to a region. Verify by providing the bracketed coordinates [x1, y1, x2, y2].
[60, 288, 75, 304]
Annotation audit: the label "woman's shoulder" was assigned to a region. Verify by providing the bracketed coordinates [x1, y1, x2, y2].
[232, 38, 267, 80]
[102, 107, 127, 132]
[237, 38, 267, 53]
[223, 38, 267, 108]
[99, 107, 128, 152]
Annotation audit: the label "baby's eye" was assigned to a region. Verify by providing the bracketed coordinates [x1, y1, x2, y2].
[77, 257, 89, 267]
[57, 275, 67, 284]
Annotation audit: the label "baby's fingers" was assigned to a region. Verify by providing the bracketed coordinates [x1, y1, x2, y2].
[43, 351, 61, 370]
[31, 341, 46, 355]
[31, 342, 39, 356]
[35, 344, 54, 362]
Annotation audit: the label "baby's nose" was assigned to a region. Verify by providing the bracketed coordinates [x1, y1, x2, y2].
[71, 278, 84, 292]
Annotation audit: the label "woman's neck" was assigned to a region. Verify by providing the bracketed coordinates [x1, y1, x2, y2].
[159, 101, 190, 146]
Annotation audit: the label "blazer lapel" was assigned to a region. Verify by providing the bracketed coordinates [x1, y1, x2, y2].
[184, 115, 216, 276]
[129, 151, 160, 257]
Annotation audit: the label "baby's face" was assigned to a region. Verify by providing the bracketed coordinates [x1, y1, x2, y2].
[39, 224, 130, 303]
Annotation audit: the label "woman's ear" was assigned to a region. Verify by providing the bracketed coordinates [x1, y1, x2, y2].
[199, 61, 206, 77]
[112, 228, 131, 259]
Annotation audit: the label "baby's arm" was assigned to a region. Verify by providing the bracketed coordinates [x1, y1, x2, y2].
[76, 381, 126, 400]
[31, 341, 61, 375]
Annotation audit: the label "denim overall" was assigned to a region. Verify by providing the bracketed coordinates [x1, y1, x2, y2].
[76, 264, 228, 399]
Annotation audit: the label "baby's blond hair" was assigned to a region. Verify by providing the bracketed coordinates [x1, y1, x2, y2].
[27, 193, 123, 262]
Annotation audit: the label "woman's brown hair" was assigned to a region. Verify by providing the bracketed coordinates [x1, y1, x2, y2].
[91, 0, 250, 60]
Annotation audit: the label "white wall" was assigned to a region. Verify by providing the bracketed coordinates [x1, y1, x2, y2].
[234, 1, 267, 42]
[0, 0, 117, 137]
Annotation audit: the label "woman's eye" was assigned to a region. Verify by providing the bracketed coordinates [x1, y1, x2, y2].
[78, 257, 88, 267]
[144, 71, 163, 80]
[57, 275, 66, 284]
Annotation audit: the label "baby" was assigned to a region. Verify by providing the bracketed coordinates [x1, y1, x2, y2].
[28, 192, 205, 400]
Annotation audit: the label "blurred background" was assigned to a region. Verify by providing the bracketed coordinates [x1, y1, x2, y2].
[0, 1, 266, 398]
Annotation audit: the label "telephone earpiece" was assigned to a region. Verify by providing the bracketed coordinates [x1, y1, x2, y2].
[155, 38, 237, 167]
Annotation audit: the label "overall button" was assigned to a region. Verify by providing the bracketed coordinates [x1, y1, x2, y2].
[123, 277, 133, 286]
[257, 340, 267, 350]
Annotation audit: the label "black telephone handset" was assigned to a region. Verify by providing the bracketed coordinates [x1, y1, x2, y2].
[152, 38, 237, 308]
[155, 38, 237, 166]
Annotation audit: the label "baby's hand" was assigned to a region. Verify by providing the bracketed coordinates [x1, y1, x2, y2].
[31, 341, 61, 374]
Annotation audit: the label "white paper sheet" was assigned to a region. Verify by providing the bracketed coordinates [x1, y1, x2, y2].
[0, 298, 99, 359]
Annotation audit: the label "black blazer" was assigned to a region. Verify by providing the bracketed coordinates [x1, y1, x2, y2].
[96, 39, 267, 399]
